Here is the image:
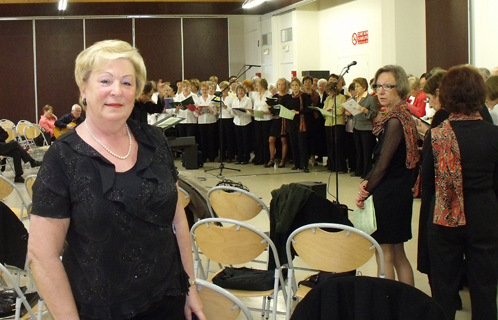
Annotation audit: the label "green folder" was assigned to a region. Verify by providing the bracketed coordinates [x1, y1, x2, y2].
[169, 96, 195, 110]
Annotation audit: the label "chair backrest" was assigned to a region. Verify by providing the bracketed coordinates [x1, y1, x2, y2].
[0, 119, 15, 129]
[286, 223, 385, 275]
[196, 279, 253, 320]
[3, 127, 18, 142]
[191, 218, 276, 266]
[178, 186, 191, 208]
[16, 120, 33, 137]
[207, 186, 269, 221]
[23, 124, 41, 140]
[24, 175, 36, 200]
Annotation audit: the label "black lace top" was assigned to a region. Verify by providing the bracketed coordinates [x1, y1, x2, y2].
[32, 120, 189, 319]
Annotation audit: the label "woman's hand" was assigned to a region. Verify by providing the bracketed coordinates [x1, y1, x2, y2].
[185, 287, 206, 320]
[355, 180, 370, 209]
[345, 110, 352, 116]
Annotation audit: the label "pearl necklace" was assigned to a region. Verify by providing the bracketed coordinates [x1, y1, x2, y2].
[85, 121, 132, 160]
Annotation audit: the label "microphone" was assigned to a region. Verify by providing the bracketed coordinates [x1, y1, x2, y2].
[347, 61, 357, 68]
[246, 64, 261, 67]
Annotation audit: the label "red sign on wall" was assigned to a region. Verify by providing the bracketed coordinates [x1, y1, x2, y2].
[352, 30, 368, 45]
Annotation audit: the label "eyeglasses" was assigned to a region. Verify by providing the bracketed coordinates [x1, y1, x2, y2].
[372, 84, 397, 92]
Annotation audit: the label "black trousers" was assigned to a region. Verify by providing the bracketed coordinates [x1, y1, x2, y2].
[428, 224, 498, 320]
[234, 124, 252, 162]
[353, 129, 376, 177]
[198, 123, 217, 162]
[287, 120, 308, 169]
[219, 118, 236, 160]
[325, 125, 347, 171]
[0, 141, 32, 176]
[253, 120, 271, 164]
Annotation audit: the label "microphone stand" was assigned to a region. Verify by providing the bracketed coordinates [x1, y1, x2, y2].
[204, 65, 258, 178]
[331, 62, 356, 203]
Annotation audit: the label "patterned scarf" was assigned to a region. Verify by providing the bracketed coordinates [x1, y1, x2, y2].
[431, 113, 482, 227]
[372, 100, 419, 169]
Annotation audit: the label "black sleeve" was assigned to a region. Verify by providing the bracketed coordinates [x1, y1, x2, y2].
[54, 114, 71, 128]
[143, 100, 165, 115]
[365, 118, 403, 193]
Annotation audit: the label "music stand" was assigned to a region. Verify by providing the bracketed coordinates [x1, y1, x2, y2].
[204, 65, 258, 178]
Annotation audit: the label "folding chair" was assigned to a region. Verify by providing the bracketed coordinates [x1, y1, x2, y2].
[22, 125, 49, 161]
[15, 121, 33, 139]
[195, 279, 253, 320]
[207, 186, 269, 221]
[191, 218, 285, 320]
[0, 175, 30, 220]
[285, 223, 385, 318]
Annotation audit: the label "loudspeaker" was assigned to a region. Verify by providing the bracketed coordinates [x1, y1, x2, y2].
[182, 144, 199, 169]
[297, 181, 327, 198]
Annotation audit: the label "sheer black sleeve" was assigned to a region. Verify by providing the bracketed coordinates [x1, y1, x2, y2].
[365, 118, 403, 193]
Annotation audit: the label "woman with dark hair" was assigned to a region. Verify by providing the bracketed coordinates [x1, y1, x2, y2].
[422, 65, 498, 320]
[356, 65, 419, 286]
[287, 78, 312, 172]
[350, 77, 378, 178]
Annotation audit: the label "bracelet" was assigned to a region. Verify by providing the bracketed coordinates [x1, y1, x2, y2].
[188, 278, 197, 287]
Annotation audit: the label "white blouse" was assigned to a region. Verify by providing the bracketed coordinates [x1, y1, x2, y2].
[253, 90, 273, 121]
[231, 96, 253, 126]
[175, 92, 199, 124]
[220, 95, 234, 119]
[196, 95, 218, 124]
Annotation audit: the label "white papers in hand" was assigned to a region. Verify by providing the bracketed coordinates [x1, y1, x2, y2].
[342, 99, 363, 116]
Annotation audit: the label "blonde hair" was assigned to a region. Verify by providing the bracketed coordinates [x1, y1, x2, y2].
[74, 40, 146, 99]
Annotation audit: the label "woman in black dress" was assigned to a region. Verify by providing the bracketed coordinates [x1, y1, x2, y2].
[356, 65, 419, 285]
[28, 40, 205, 320]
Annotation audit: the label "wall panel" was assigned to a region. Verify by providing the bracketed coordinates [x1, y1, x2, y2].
[36, 19, 83, 115]
[425, 0, 468, 70]
[183, 18, 229, 81]
[0, 20, 35, 123]
[135, 18, 182, 84]
[85, 18, 132, 47]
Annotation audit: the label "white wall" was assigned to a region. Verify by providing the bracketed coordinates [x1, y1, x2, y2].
[228, 16, 246, 77]
[393, 0, 427, 77]
[471, 0, 498, 71]
[229, 0, 427, 85]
